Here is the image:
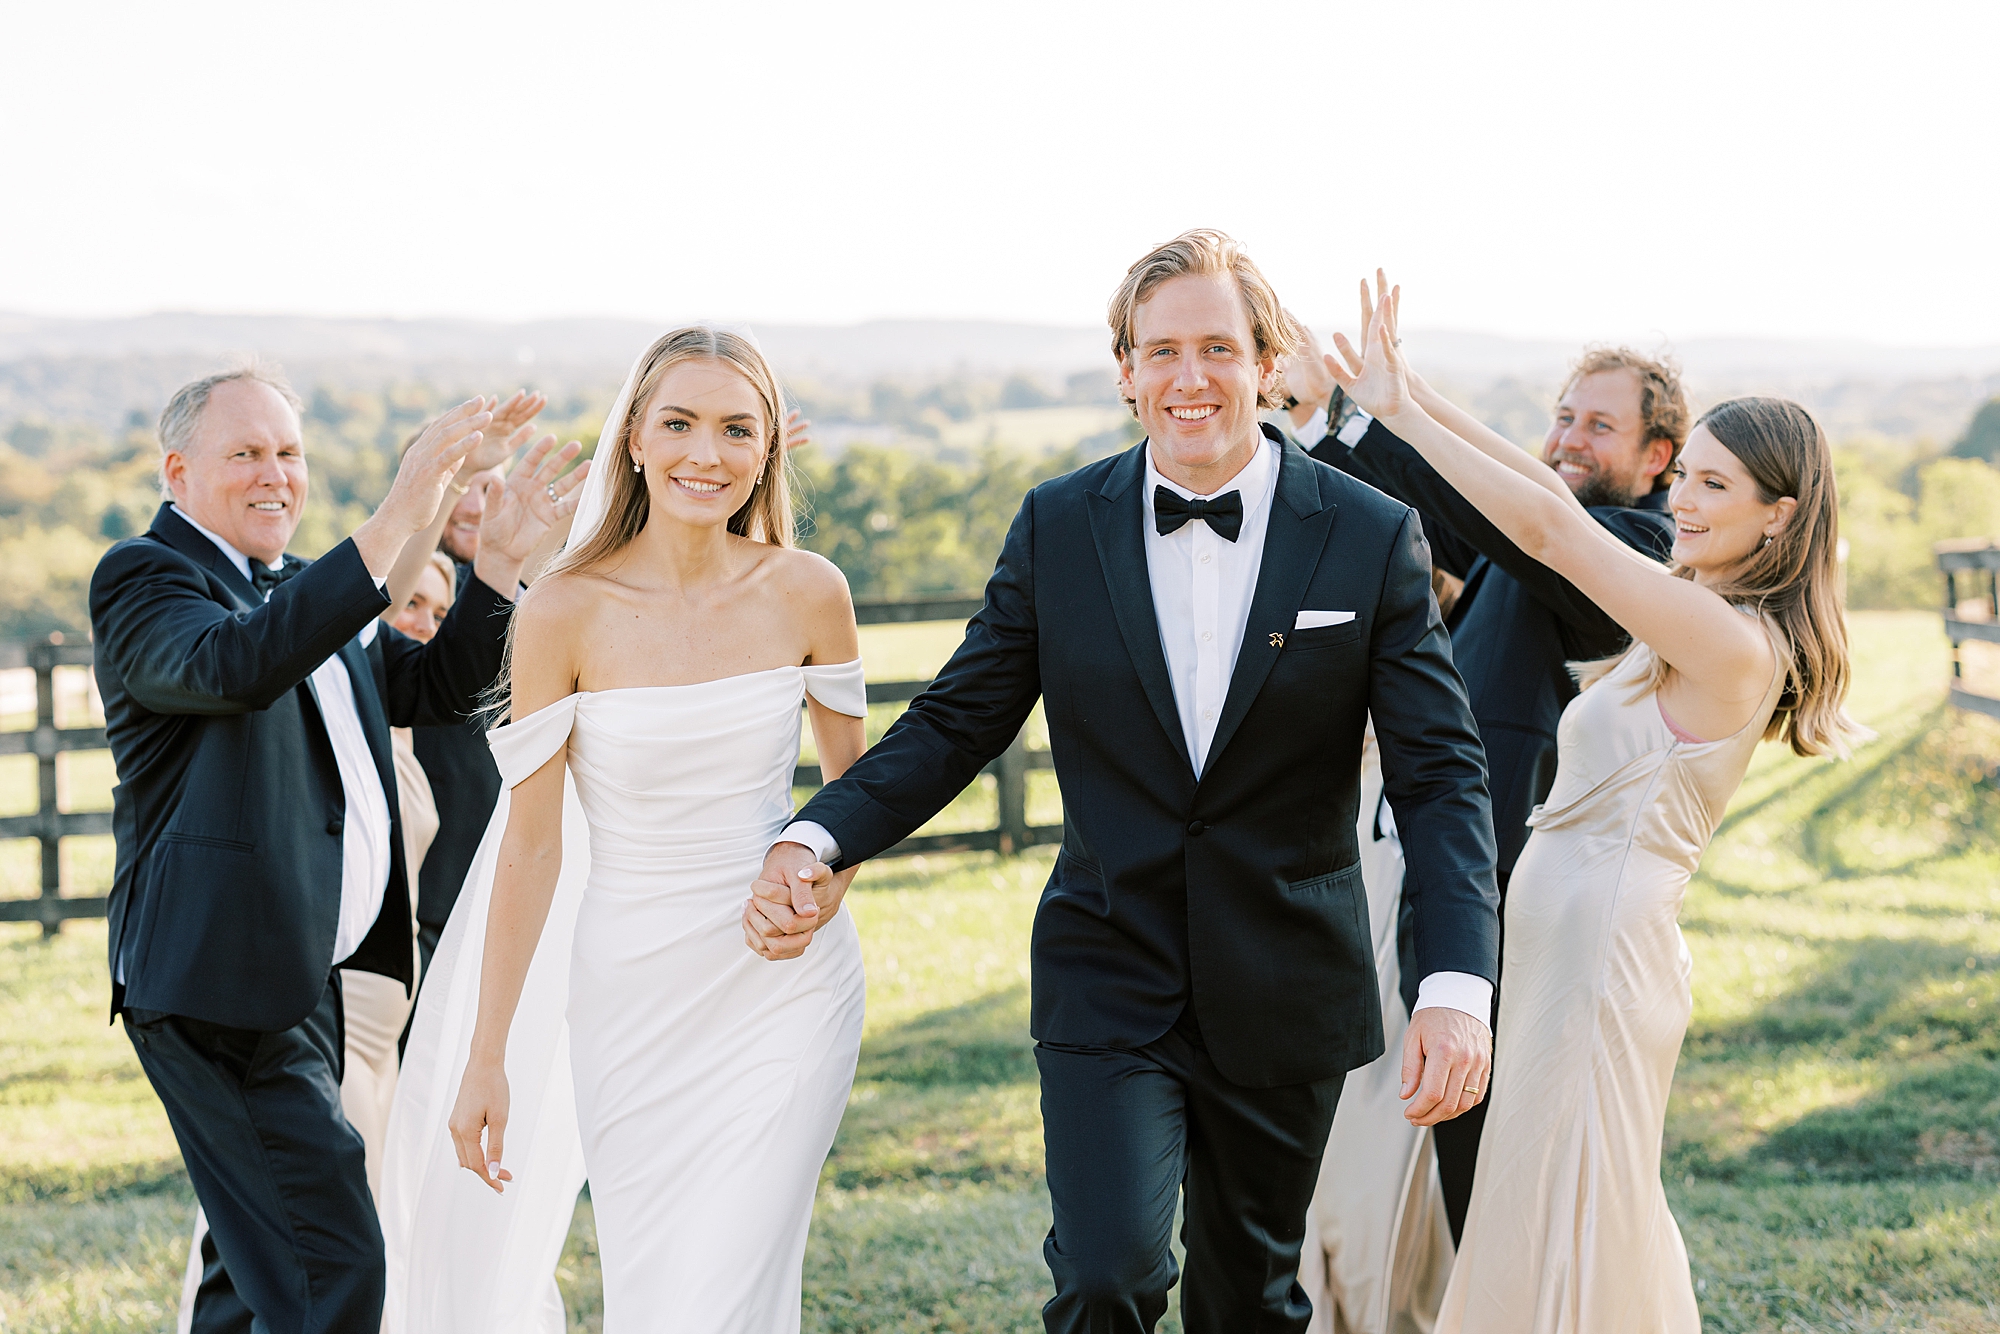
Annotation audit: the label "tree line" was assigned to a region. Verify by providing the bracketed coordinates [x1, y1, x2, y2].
[1, 382, 1995, 642]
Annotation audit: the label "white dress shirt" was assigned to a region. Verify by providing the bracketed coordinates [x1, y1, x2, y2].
[1143, 435, 1278, 775]
[173, 507, 394, 966]
[778, 438, 1489, 1025]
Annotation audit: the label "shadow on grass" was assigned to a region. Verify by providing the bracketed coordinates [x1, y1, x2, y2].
[0, 1156, 189, 1205]
[1753, 1058, 2000, 1182]
[856, 983, 1034, 1088]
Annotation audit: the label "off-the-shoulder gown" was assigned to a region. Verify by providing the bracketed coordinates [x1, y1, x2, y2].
[380, 662, 869, 1334]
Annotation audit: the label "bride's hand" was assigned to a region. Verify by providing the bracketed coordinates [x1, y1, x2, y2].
[1327, 269, 1416, 423]
[448, 1056, 515, 1194]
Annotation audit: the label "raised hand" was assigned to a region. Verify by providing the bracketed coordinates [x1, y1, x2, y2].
[472, 436, 591, 594]
[467, 390, 549, 473]
[1327, 270, 1414, 423]
[353, 397, 495, 575]
[1280, 325, 1336, 415]
[783, 407, 813, 454]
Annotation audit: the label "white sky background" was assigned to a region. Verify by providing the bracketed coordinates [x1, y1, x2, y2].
[4, 0, 1997, 345]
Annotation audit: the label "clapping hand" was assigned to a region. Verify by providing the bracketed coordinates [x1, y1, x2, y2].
[1279, 326, 1337, 414]
[784, 408, 813, 454]
[1327, 270, 1416, 423]
[471, 436, 590, 592]
[353, 397, 495, 574]
[467, 390, 548, 473]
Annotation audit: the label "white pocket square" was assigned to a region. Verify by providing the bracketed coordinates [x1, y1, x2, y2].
[1294, 610, 1356, 630]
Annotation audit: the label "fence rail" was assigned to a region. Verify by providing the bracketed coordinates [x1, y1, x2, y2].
[1938, 540, 2000, 721]
[1, 592, 1057, 937]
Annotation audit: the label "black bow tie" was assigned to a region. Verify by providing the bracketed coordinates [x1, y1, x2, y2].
[1154, 486, 1244, 542]
[251, 558, 299, 597]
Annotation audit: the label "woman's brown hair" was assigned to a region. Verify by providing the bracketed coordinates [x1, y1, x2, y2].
[1611, 396, 1864, 757]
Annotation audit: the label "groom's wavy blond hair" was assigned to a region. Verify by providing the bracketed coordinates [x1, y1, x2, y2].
[1107, 229, 1304, 413]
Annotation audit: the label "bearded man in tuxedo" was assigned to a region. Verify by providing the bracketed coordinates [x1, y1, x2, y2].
[91, 368, 559, 1334]
[749, 231, 1500, 1333]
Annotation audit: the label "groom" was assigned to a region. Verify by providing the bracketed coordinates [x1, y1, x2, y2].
[750, 230, 1499, 1332]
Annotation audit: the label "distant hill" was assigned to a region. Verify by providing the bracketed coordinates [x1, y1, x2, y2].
[2, 311, 1996, 444]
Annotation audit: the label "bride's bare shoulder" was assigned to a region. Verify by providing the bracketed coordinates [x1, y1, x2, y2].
[756, 545, 854, 615]
[512, 568, 625, 642]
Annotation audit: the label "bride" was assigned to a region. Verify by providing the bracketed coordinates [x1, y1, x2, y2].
[381, 327, 868, 1333]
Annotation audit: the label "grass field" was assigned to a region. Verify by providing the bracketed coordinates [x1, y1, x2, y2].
[3, 610, 1997, 1331]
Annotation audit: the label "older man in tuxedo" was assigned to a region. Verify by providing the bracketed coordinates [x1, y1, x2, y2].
[91, 369, 557, 1334]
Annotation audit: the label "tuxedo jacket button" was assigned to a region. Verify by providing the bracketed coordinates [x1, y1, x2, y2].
[326, 817, 344, 836]
[1186, 820, 1206, 836]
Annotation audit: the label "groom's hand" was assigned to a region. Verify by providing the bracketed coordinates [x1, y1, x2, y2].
[745, 841, 833, 961]
[1400, 1006, 1492, 1126]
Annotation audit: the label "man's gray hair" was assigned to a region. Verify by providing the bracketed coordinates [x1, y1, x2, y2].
[157, 364, 303, 494]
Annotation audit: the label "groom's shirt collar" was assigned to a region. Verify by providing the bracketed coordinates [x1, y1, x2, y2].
[1141, 432, 1281, 777]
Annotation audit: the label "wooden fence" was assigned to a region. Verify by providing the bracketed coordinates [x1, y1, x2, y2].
[0, 592, 1060, 937]
[1938, 540, 2000, 722]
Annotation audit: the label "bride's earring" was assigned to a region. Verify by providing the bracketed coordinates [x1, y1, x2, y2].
[632, 459, 643, 473]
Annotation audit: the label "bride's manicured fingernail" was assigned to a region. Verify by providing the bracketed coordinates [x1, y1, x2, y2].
[488, 1161, 502, 1176]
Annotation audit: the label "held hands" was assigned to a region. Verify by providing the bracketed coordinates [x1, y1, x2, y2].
[448, 1055, 515, 1194]
[1399, 1005, 1492, 1126]
[743, 841, 854, 960]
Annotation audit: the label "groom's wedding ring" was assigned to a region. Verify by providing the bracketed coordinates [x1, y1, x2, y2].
[1463, 1086, 1480, 1096]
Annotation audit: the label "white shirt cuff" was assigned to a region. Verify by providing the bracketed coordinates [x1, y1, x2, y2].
[1412, 971, 1492, 1028]
[1291, 405, 1330, 448]
[1336, 407, 1374, 448]
[777, 820, 841, 865]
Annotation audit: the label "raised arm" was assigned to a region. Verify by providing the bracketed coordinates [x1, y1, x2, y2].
[1329, 274, 1774, 718]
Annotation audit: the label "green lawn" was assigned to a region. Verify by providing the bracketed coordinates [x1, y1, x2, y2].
[3, 610, 1997, 1331]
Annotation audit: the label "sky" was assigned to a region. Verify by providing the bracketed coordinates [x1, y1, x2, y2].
[4, 0, 1997, 345]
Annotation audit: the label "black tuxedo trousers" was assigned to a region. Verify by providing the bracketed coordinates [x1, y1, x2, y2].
[798, 435, 1498, 1330]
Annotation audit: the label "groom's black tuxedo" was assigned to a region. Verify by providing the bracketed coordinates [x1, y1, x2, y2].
[89, 503, 511, 1334]
[798, 431, 1497, 1330]
[802, 431, 1499, 1087]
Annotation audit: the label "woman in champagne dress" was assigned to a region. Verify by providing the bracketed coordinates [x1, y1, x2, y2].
[382, 327, 869, 1333]
[1330, 275, 1862, 1331]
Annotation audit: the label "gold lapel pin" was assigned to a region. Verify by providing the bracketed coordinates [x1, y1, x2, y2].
[1269, 632, 1285, 648]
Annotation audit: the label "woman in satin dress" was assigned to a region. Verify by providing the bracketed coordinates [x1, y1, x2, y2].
[1328, 275, 1863, 1332]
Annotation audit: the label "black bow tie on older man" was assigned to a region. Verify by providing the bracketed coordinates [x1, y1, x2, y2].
[1153, 486, 1244, 542]
[250, 557, 301, 598]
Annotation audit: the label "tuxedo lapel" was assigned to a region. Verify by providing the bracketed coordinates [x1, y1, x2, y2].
[1204, 443, 1337, 773]
[341, 634, 398, 802]
[1086, 444, 1194, 772]
[151, 505, 261, 611]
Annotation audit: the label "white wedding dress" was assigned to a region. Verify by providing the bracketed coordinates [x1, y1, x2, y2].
[380, 661, 868, 1333]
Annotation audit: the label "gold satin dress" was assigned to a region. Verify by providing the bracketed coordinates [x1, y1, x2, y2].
[1437, 623, 1787, 1333]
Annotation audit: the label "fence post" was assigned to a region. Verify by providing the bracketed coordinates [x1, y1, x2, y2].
[31, 642, 61, 938]
[995, 730, 1029, 856]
